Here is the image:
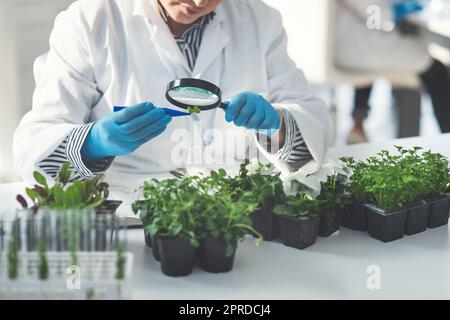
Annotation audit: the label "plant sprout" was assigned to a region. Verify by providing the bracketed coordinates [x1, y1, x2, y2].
[134, 169, 263, 254]
[188, 106, 201, 114]
[70, 212, 78, 266]
[116, 242, 126, 280]
[38, 238, 49, 280]
[8, 221, 19, 280]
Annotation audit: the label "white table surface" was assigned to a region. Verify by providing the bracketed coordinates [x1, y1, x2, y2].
[1, 134, 450, 300]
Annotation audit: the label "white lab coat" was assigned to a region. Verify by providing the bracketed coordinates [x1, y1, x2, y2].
[335, 0, 431, 73]
[13, 0, 330, 184]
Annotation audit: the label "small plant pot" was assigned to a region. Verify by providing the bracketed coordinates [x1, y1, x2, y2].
[250, 210, 280, 241]
[151, 235, 160, 261]
[365, 204, 407, 242]
[143, 229, 152, 248]
[405, 203, 430, 235]
[199, 237, 237, 273]
[278, 215, 319, 250]
[142, 221, 152, 248]
[318, 207, 342, 237]
[157, 237, 196, 277]
[427, 197, 450, 229]
[341, 201, 368, 231]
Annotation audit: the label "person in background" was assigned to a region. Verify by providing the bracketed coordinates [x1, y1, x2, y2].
[336, 0, 450, 144]
[13, 0, 330, 183]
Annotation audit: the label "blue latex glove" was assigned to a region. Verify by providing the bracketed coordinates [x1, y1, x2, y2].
[393, 0, 424, 22]
[225, 92, 281, 135]
[82, 102, 172, 160]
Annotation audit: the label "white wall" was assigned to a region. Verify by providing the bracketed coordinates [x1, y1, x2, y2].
[0, 0, 19, 182]
[0, 0, 74, 182]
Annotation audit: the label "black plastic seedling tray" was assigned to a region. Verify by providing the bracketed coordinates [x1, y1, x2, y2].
[365, 204, 408, 242]
[428, 197, 450, 228]
[341, 201, 368, 231]
[405, 203, 429, 235]
[342, 196, 450, 242]
[278, 215, 319, 250]
[251, 210, 280, 241]
[318, 207, 342, 237]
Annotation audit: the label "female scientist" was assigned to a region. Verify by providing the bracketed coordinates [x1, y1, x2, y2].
[13, 0, 330, 182]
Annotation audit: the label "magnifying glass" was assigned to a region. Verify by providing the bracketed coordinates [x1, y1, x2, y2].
[114, 79, 227, 117]
[115, 78, 278, 135]
[166, 78, 228, 112]
[166, 79, 279, 136]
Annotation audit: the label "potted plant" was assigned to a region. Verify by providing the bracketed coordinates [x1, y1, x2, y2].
[316, 175, 345, 237]
[198, 173, 262, 273]
[135, 170, 264, 276]
[343, 147, 450, 242]
[16, 163, 121, 215]
[274, 194, 320, 250]
[275, 167, 320, 249]
[142, 177, 203, 277]
[315, 161, 353, 237]
[132, 199, 153, 248]
[390, 147, 433, 235]
[16, 164, 120, 250]
[227, 160, 283, 241]
[133, 177, 196, 261]
[340, 157, 371, 231]
[421, 150, 450, 228]
[275, 159, 353, 248]
[347, 149, 416, 241]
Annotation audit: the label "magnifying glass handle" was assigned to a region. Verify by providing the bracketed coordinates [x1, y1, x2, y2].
[220, 102, 229, 110]
[114, 106, 189, 117]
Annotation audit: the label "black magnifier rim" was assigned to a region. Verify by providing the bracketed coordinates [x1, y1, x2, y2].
[166, 78, 223, 111]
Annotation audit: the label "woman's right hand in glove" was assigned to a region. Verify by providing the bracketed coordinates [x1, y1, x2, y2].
[81, 102, 172, 160]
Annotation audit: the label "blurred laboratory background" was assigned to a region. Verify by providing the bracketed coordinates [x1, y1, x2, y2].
[0, 0, 449, 183]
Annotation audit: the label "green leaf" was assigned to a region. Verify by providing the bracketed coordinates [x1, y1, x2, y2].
[33, 171, 48, 187]
[188, 106, 201, 114]
[25, 188, 38, 201]
[225, 244, 234, 257]
[53, 185, 65, 209]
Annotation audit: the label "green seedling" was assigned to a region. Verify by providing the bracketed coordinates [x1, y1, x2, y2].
[17, 163, 109, 211]
[341, 147, 450, 210]
[188, 106, 202, 114]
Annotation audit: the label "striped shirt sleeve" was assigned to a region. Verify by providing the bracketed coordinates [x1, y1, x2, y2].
[38, 124, 114, 180]
[276, 110, 312, 165]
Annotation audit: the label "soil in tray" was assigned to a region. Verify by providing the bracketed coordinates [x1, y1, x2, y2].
[278, 215, 319, 250]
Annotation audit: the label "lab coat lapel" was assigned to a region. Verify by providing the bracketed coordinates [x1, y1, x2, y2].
[134, 0, 191, 77]
[192, 6, 230, 77]
[151, 26, 192, 77]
